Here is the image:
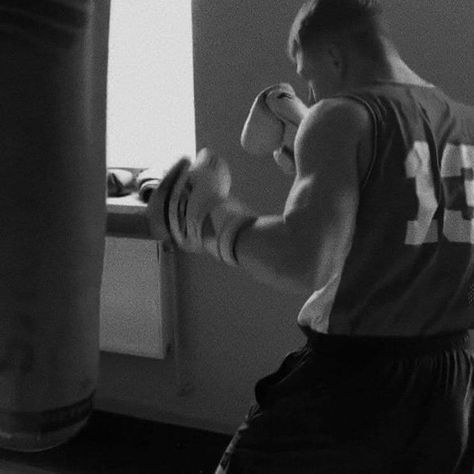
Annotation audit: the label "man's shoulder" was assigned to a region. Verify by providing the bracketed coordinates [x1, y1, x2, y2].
[299, 96, 372, 144]
[295, 97, 374, 182]
[294, 97, 374, 180]
[306, 96, 371, 125]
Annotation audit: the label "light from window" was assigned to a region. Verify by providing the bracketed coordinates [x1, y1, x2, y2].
[106, 0, 196, 171]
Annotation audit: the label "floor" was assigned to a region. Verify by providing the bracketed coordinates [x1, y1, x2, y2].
[0, 411, 232, 474]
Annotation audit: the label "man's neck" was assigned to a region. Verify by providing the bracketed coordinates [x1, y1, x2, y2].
[345, 42, 432, 89]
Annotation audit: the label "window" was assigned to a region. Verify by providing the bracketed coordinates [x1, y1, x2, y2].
[106, 0, 196, 172]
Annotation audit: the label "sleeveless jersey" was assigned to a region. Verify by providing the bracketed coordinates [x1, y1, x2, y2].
[298, 82, 474, 336]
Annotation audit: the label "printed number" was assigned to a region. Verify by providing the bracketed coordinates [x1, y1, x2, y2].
[405, 142, 438, 245]
[405, 141, 474, 245]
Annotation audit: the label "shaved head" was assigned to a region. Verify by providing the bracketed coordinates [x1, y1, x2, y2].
[288, 0, 388, 62]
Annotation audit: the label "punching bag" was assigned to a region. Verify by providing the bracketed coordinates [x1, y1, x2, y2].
[0, 0, 109, 451]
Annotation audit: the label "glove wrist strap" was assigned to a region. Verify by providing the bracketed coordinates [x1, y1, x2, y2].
[203, 199, 256, 266]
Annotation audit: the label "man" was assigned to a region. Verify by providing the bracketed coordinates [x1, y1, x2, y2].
[147, 0, 474, 472]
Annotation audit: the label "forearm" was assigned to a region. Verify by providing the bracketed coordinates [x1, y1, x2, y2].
[233, 215, 314, 294]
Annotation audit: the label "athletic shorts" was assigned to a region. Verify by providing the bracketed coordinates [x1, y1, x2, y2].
[216, 329, 474, 474]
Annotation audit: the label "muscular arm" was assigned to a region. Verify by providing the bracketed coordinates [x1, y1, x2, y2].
[234, 98, 373, 294]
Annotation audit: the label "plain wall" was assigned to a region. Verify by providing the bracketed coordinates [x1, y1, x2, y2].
[96, 0, 474, 435]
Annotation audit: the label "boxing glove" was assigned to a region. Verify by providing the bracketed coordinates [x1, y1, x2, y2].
[136, 167, 163, 203]
[107, 168, 135, 197]
[241, 83, 309, 174]
[147, 148, 256, 265]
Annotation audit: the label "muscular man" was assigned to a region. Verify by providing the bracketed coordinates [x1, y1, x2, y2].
[148, 0, 474, 471]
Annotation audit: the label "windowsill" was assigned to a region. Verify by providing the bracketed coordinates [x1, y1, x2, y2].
[106, 192, 153, 240]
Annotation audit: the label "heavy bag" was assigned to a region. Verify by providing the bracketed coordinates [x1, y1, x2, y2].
[0, 0, 109, 451]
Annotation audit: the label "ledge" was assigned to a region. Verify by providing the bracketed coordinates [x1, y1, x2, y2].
[106, 193, 153, 240]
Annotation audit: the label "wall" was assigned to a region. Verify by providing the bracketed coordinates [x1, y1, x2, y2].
[96, 0, 474, 435]
[380, 0, 474, 104]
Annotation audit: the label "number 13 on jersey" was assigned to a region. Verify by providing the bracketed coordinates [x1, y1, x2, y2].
[405, 141, 474, 245]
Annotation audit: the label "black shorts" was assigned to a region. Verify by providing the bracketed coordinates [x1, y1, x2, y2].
[216, 330, 474, 474]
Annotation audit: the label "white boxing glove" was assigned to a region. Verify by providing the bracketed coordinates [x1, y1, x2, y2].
[106, 168, 135, 197]
[136, 167, 164, 203]
[146, 148, 256, 265]
[241, 83, 309, 174]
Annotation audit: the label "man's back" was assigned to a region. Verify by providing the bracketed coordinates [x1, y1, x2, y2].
[299, 82, 474, 336]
